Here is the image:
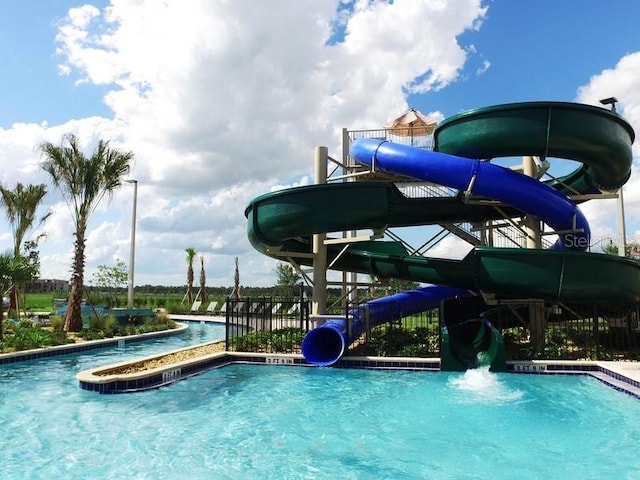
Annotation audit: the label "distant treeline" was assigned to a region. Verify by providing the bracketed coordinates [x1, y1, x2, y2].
[77, 284, 346, 298]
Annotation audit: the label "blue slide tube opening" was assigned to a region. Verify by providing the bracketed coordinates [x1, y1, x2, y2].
[301, 321, 346, 367]
[302, 285, 472, 366]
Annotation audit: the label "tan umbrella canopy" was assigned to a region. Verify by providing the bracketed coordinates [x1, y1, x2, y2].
[386, 108, 436, 145]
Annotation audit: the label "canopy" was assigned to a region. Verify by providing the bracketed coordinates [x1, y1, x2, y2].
[386, 108, 436, 137]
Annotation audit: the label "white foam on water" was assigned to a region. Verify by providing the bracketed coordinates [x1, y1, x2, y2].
[448, 366, 524, 404]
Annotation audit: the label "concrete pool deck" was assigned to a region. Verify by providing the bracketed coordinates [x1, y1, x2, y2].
[595, 361, 640, 397]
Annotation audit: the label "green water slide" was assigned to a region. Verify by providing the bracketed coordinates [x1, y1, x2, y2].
[246, 102, 639, 304]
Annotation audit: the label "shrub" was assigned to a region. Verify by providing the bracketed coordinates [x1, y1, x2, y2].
[103, 316, 119, 337]
[50, 315, 65, 332]
[4, 323, 58, 351]
[88, 314, 107, 332]
[230, 328, 305, 353]
[0, 308, 177, 353]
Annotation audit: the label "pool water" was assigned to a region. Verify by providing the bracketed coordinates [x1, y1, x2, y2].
[2, 325, 640, 479]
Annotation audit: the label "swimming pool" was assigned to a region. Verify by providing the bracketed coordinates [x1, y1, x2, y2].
[2, 324, 639, 479]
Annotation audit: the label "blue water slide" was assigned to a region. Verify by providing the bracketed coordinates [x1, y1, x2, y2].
[349, 138, 590, 250]
[301, 138, 592, 367]
[302, 285, 472, 366]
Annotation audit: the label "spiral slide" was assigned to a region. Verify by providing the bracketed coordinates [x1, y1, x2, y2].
[245, 102, 639, 368]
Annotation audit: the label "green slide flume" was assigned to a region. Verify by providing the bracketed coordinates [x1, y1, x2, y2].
[246, 102, 639, 304]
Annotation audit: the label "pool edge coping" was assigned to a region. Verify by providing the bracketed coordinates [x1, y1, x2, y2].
[0, 323, 189, 365]
[74, 349, 640, 397]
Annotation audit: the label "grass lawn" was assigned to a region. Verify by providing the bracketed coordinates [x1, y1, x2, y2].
[21, 293, 62, 312]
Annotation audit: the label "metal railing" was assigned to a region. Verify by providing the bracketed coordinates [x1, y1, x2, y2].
[225, 296, 310, 354]
[493, 301, 640, 361]
[225, 296, 640, 362]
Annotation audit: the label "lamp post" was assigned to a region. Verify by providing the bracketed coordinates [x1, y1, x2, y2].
[600, 97, 627, 258]
[125, 179, 138, 309]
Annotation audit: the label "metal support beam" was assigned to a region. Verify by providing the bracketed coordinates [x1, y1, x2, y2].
[312, 146, 328, 316]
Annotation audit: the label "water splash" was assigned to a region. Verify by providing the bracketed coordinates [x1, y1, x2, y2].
[476, 351, 491, 368]
[448, 366, 524, 404]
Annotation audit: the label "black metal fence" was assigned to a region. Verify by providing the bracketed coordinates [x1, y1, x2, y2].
[224, 296, 640, 361]
[492, 301, 640, 361]
[344, 304, 440, 357]
[225, 296, 310, 354]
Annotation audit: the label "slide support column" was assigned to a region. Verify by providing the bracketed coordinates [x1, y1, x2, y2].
[523, 156, 542, 249]
[523, 156, 546, 352]
[312, 146, 328, 317]
[617, 187, 627, 257]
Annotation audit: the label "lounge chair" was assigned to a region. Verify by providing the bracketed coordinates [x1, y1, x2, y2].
[206, 301, 217, 313]
[287, 303, 300, 315]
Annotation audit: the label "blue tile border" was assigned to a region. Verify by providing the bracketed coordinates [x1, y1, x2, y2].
[7, 334, 640, 399]
[336, 357, 440, 371]
[506, 361, 640, 399]
[78, 353, 304, 394]
[82, 355, 640, 396]
[598, 366, 640, 391]
[0, 325, 187, 365]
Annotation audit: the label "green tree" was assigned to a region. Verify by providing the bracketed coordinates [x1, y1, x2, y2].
[0, 251, 13, 339]
[367, 274, 420, 299]
[14, 240, 42, 317]
[92, 260, 128, 307]
[274, 262, 301, 294]
[40, 134, 133, 332]
[601, 240, 640, 259]
[0, 252, 39, 337]
[185, 247, 197, 305]
[22, 240, 41, 280]
[0, 182, 50, 312]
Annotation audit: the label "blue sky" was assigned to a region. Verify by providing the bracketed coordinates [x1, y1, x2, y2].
[0, 0, 639, 288]
[0, 0, 110, 127]
[413, 1, 640, 114]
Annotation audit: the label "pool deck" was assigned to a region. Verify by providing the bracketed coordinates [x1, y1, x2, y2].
[599, 361, 640, 382]
[595, 361, 640, 397]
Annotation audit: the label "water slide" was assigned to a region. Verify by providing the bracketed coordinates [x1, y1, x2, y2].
[301, 284, 473, 367]
[245, 102, 638, 367]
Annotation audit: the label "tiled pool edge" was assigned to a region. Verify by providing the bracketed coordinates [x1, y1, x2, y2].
[76, 352, 640, 397]
[76, 351, 305, 393]
[0, 323, 189, 365]
[507, 360, 640, 399]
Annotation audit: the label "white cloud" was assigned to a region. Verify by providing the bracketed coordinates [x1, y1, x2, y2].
[422, 233, 474, 260]
[6, 0, 638, 293]
[575, 51, 640, 244]
[0, 0, 490, 286]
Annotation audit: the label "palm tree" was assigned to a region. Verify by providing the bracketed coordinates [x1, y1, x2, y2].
[0, 251, 13, 340]
[39, 134, 133, 332]
[232, 256, 240, 299]
[199, 256, 207, 303]
[0, 182, 50, 313]
[0, 252, 37, 339]
[185, 247, 197, 305]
